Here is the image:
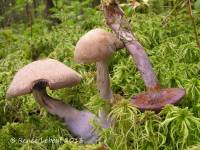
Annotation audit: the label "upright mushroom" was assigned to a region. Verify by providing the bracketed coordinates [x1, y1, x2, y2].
[102, 0, 185, 111]
[74, 28, 124, 102]
[6, 58, 107, 144]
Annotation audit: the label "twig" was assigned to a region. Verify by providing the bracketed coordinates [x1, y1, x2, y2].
[187, 0, 200, 49]
[162, 0, 186, 27]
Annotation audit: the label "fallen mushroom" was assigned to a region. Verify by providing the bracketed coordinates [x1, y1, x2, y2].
[102, 1, 185, 111]
[74, 28, 124, 102]
[6, 58, 107, 144]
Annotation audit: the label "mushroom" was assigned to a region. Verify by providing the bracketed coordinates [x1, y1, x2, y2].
[6, 58, 106, 144]
[102, 1, 185, 112]
[74, 28, 124, 102]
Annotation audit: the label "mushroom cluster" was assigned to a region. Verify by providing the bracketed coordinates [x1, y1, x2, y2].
[6, 29, 123, 144]
[6, 18, 186, 144]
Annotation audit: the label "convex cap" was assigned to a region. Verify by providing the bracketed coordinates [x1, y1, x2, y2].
[74, 28, 124, 64]
[6, 59, 82, 99]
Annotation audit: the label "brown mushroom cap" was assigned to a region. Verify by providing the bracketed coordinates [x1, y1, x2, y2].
[6, 59, 82, 99]
[74, 28, 124, 64]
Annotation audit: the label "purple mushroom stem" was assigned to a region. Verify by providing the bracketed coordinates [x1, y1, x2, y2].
[125, 36, 161, 99]
[96, 61, 113, 101]
[102, 1, 185, 111]
[32, 81, 99, 144]
[102, 1, 160, 97]
[96, 61, 113, 127]
[32, 82, 77, 119]
[125, 35, 161, 91]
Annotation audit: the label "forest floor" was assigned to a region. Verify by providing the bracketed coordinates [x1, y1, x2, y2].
[1, 1, 200, 150]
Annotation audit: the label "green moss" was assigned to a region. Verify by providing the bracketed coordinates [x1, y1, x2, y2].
[1, 0, 200, 149]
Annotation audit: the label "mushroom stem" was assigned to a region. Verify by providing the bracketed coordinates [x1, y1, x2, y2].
[126, 43, 160, 91]
[32, 82, 100, 143]
[96, 61, 113, 102]
[102, 1, 185, 111]
[102, 1, 160, 91]
[96, 61, 113, 128]
[32, 82, 78, 120]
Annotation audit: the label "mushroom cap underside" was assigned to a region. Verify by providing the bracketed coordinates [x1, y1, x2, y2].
[131, 88, 185, 112]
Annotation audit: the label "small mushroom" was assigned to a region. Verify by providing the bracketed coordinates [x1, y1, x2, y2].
[74, 28, 124, 102]
[6, 58, 105, 144]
